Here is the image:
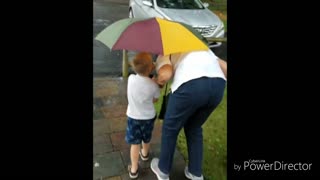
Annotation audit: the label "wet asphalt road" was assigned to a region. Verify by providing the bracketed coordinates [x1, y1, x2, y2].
[93, 0, 227, 77]
[93, 0, 129, 77]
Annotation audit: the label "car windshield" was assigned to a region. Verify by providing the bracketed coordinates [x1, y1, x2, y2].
[156, 0, 204, 9]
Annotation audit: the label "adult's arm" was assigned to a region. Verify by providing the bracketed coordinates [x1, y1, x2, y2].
[156, 64, 173, 87]
[155, 55, 174, 87]
[218, 59, 227, 78]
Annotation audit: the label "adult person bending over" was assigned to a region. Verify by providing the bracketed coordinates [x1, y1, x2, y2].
[150, 49, 227, 180]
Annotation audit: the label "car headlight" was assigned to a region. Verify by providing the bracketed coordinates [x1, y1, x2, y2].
[216, 21, 225, 33]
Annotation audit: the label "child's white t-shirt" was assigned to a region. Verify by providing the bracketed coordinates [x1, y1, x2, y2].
[126, 74, 160, 120]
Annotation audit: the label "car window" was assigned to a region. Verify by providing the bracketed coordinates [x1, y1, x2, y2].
[156, 0, 204, 9]
[146, 0, 154, 5]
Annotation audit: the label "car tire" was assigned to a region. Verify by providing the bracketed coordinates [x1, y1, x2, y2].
[129, 9, 134, 18]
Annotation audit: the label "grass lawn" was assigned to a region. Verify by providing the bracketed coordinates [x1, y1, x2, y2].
[154, 85, 227, 180]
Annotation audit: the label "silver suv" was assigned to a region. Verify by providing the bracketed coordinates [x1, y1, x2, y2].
[129, 0, 225, 48]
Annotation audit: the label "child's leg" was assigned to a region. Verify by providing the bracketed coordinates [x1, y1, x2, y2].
[141, 116, 156, 156]
[130, 144, 140, 173]
[141, 141, 150, 156]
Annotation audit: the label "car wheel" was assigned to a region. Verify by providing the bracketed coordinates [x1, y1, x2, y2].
[129, 9, 134, 18]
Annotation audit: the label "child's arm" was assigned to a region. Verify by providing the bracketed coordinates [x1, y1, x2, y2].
[153, 83, 161, 103]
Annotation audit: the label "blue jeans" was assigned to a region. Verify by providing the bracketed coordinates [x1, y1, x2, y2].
[158, 77, 226, 176]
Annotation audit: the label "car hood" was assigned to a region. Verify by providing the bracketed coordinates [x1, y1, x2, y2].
[158, 8, 221, 27]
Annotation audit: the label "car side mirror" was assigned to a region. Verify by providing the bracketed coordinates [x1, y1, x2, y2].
[203, 2, 209, 8]
[142, 1, 153, 7]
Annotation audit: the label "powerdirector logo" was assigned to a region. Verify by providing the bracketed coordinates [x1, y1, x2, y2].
[233, 160, 312, 171]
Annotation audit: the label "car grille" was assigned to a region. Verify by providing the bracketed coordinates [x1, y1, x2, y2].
[193, 25, 217, 37]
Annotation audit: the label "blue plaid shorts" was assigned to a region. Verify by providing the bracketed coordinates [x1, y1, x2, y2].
[125, 116, 156, 144]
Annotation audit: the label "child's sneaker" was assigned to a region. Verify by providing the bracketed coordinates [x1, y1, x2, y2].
[128, 165, 139, 179]
[139, 149, 149, 161]
[184, 166, 203, 180]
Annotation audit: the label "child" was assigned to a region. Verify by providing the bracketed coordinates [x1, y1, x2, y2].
[125, 52, 160, 179]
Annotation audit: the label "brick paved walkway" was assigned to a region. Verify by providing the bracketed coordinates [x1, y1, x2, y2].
[93, 77, 187, 180]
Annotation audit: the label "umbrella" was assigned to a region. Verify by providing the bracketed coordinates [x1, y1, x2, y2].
[95, 17, 209, 55]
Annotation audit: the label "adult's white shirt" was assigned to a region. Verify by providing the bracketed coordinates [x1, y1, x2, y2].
[156, 50, 226, 93]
